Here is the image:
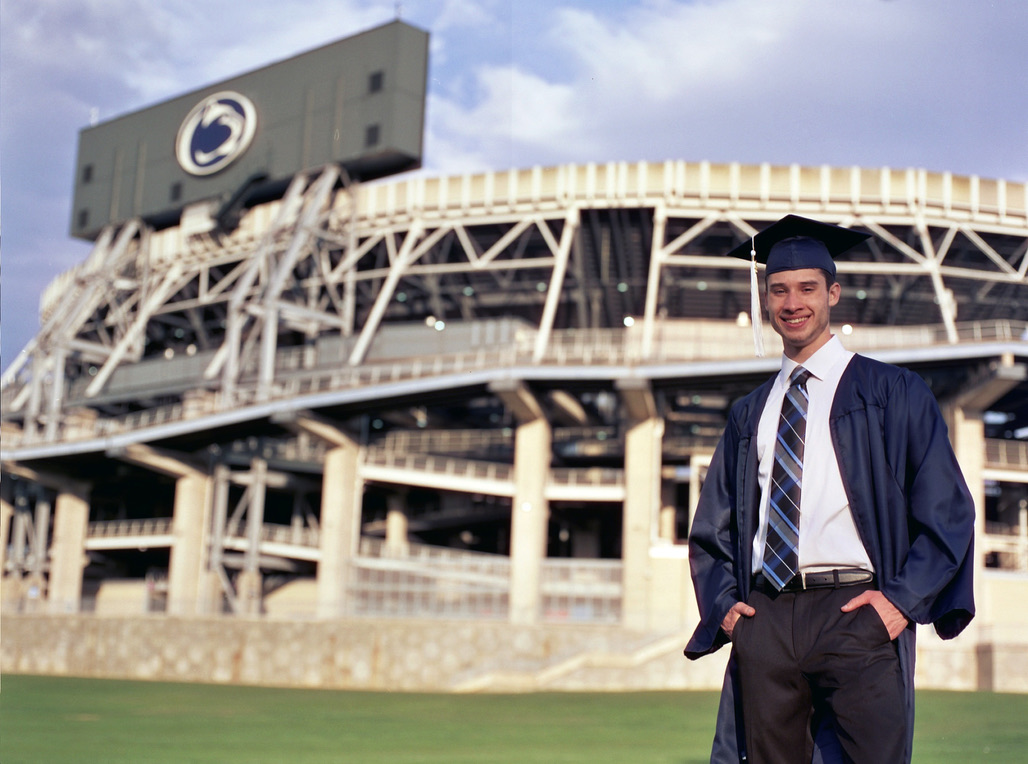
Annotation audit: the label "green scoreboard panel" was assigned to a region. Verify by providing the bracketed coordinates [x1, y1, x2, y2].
[70, 20, 428, 239]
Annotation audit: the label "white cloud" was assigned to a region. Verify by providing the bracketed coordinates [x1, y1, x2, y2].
[425, 0, 1028, 177]
[2, 0, 1026, 365]
[430, 65, 584, 169]
[433, 0, 496, 32]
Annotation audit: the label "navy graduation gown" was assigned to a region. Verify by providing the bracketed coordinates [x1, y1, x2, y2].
[684, 354, 975, 764]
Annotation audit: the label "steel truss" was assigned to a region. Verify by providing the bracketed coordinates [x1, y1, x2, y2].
[2, 160, 1028, 613]
[3, 160, 1026, 445]
[209, 457, 321, 615]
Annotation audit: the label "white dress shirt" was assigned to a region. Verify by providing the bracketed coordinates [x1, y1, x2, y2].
[751, 335, 874, 576]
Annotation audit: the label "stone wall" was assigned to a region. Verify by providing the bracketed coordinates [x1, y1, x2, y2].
[3, 614, 1026, 693]
[0, 615, 708, 691]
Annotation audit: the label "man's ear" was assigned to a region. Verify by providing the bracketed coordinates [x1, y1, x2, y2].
[828, 281, 841, 307]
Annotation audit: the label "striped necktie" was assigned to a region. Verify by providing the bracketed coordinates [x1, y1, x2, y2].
[762, 366, 812, 590]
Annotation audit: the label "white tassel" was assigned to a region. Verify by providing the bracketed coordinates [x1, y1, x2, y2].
[749, 238, 765, 357]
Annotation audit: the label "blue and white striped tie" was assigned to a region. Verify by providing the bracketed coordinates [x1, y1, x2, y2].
[762, 367, 811, 590]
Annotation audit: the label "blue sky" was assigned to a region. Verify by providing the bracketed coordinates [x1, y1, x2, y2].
[2, 0, 1026, 369]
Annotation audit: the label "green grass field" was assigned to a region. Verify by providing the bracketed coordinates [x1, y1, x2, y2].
[1, 675, 1025, 763]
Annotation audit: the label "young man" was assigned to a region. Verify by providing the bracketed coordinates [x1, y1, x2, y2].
[684, 216, 976, 764]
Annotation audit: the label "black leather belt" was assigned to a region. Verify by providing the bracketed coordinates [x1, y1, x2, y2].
[754, 569, 874, 594]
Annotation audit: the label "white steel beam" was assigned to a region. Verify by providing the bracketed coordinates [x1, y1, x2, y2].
[84, 262, 186, 397]
[532, 207, 580, 363]
[347, 221, 428, 366]
[641, 204, 667, 358]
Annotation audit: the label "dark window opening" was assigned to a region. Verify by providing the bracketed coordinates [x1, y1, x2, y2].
[77, 209, 89, 229]
[369, 70, 384, 93]
[82, 164, 93, 184]
[170, 182, 183, 202]
[365, 124, 380, 148]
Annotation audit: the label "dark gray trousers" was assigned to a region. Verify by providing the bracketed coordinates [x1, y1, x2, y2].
[731, 583, 906, 764]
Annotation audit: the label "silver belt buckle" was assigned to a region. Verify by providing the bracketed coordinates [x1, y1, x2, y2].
[800, 571, 809, 590]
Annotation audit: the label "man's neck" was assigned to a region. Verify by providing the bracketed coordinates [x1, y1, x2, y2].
[784, 331, 833, 364]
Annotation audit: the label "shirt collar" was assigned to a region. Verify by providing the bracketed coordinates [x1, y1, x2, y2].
[780, 335, 846, 384]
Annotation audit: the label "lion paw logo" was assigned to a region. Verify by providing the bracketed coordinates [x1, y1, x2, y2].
[176, 91, 257, 176]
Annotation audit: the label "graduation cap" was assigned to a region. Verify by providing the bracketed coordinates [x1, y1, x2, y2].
[729, 215, 871, 356]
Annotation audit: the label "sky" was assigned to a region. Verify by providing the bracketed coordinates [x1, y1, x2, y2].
[2, 0, 1026, 370]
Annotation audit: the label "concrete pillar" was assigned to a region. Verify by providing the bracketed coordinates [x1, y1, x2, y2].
[659, 479, 677, 542]
[0, 480, 13, 576]
[572, 519, 601, 558]
[290, 493, 308, 544]
[317, 437, 362, 618]
[8, 492, 31, 578]
[947, 403, 994, 690]
[623, 415, 663, 630]
[689, 453, 713, 535]
[385, 490, 410, 556]
[236, 458, 267, 616]
[945, 405, 987, 638]
[48, 486, 90, 614]
[23, 490, 51, 611]
[167, 473, 214, 617]
[509, 417, 551, 625]
[208, 465, 232, 613]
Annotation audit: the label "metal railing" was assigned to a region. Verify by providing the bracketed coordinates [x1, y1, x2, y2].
[87, 518, 174, 539]
[986, 439, 1028, 472]
[348, 537, 511, 619]
[363, 449, 514, 484]
[224, 521, 320, 549]
[5, 320, 1025, 451]
[349, 162, 1028, 231]
[841, 319, 1027, 353]
[983, 527, 1028, 571]
[85, 518, 320, 551]
[549, 467, 624, 489]
[540, 558, 622, 623]
[348, 537, 623, 623]
[380, 428, 513, 455]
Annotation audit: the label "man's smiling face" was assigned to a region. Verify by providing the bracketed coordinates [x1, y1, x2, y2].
[765, 267, 841, 362]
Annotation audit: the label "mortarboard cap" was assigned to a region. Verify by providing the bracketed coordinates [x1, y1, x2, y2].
[728, 214, 870, 281]
[729, 215, 871, 357]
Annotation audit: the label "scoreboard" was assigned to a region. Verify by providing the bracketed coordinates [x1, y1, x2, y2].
[70, 20, 428, 239]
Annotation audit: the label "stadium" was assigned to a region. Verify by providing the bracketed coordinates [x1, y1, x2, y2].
[2, 20, 1027, 693]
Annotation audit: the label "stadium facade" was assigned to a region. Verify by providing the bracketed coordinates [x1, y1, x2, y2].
[2, 21, 1027, 692]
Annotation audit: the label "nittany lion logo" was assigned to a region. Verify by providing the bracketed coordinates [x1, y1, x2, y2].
[175, 91, 257, 176]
